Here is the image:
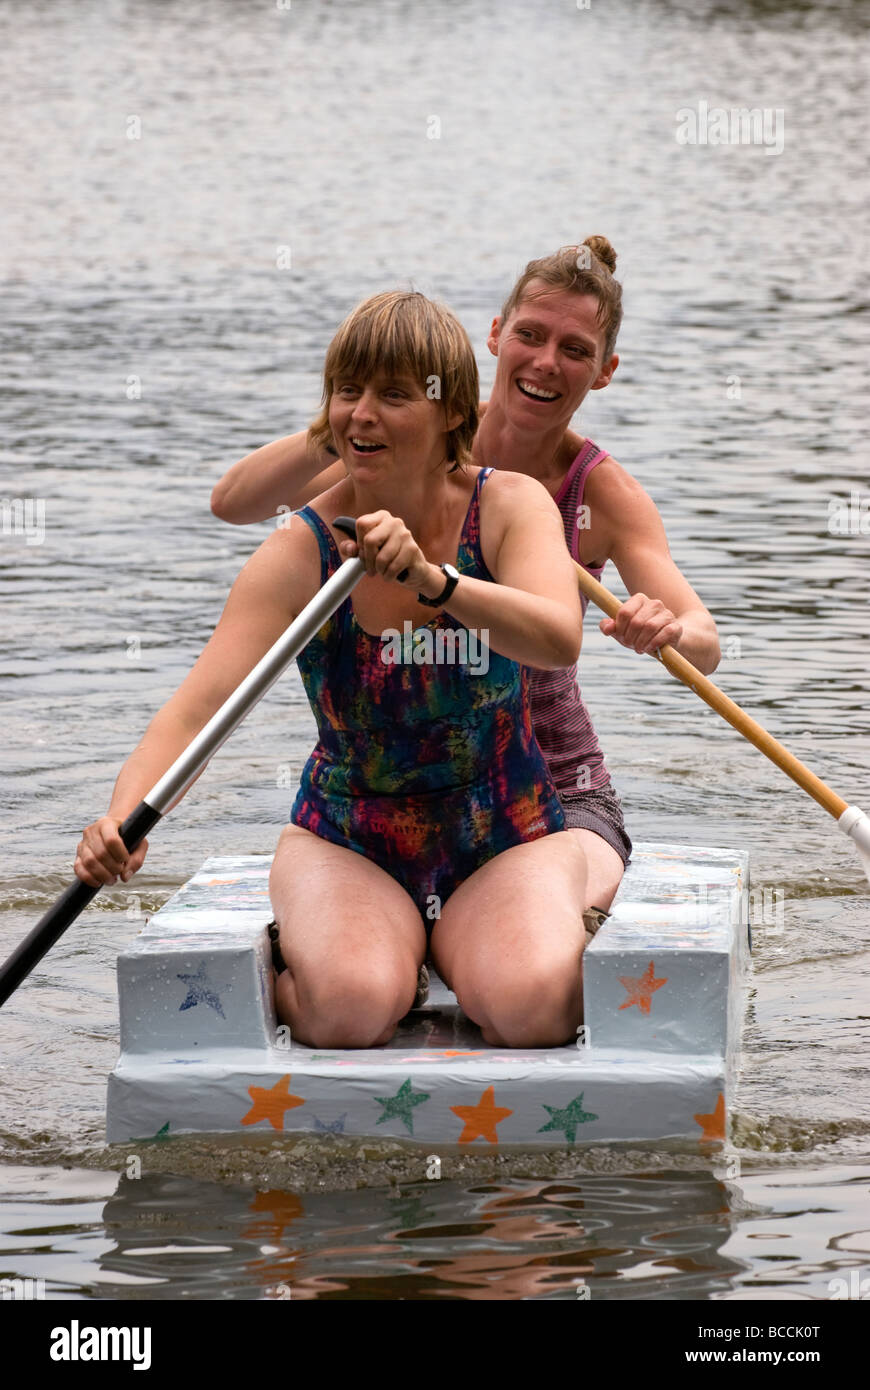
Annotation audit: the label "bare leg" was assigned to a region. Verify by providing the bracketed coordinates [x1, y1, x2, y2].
[430, 830, 588, 1048]
[269, 824, 426, 1048]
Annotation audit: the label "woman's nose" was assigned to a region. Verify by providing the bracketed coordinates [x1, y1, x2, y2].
[534, 339, 559, 373]
[351, 389, 379, 420]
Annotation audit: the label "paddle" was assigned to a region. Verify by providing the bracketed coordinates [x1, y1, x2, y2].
[574, 561, 870, 882]
[0, 519, 364, 1009]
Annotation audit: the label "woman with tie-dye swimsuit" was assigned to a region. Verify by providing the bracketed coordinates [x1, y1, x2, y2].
[266, 291, 589, 1051]
[75, 289, 588, 1052]
[289, 463, 563, 916]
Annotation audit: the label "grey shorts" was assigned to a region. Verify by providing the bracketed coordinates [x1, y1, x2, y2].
[557, 781, 632, 867]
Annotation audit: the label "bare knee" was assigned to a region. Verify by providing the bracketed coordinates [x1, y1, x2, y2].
[454, 956, 582, 1049]
[279, 958, 415, 1049]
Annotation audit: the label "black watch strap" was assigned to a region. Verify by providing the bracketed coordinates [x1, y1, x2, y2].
[418, 563, 460, 608]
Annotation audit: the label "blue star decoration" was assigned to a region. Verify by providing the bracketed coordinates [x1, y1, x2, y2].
[177, 962, 227, 1018]
[313, 1113, 348, 1135]
[375, 1078, 430, 1135]
[537, 1093, 599, 1143]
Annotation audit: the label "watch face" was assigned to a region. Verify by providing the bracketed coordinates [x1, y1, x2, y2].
[443, 564, 460, 581]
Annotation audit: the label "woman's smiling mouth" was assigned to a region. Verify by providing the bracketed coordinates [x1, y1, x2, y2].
[349, 436, 387, 453]
[516, 379, 561, 402]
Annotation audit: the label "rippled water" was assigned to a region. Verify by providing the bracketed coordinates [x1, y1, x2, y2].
[2, 1159, 869, 1301]
[1, 0, 869, 1301]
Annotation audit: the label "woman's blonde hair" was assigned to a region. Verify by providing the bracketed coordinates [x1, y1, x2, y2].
[309, 290, 479, 469]
[500, 236, 623, 361]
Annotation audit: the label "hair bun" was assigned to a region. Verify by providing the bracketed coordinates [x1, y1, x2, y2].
[583, 235, 617, 274]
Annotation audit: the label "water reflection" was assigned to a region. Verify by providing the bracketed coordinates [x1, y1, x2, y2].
[95, 1168, 747, 1300]
[0, 1161, 853, 1301]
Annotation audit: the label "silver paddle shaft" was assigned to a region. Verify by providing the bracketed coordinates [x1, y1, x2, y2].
[144, 555, 365, 815]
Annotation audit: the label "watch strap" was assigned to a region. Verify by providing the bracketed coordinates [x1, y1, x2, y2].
[418, 564, 460, 608]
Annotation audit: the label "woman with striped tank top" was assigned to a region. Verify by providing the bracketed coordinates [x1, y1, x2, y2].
[211, 238, 721, 933]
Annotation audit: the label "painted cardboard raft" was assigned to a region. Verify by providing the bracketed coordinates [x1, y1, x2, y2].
[106, 843, 750, 1146]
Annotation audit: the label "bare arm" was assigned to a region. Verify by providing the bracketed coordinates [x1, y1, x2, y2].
[210, 431, 347, 524]
[344, 473, 583, 670]
[75, 521, 320, 885]
[589, 461, 721, 674]
[466, 471, 582, 667]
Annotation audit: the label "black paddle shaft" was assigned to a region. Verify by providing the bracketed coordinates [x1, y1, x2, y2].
[0, 801, 161, 1008]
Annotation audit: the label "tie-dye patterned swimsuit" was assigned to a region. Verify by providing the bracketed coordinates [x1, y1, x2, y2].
[290, 466, 564, 918]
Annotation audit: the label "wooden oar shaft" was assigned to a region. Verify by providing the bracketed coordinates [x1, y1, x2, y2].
[575, 563, 848, 821]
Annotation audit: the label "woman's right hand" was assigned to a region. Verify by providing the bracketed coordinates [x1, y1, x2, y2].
[74, 817, 149, 887]
[338, 510, 434, 589]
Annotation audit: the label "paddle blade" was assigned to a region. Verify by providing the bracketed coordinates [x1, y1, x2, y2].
[839, 806, 870, 886]
[0, 800, 161, 1009]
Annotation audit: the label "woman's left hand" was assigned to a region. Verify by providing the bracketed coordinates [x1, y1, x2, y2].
[337, 511, 433, 588]
[600, 593, 683, 655]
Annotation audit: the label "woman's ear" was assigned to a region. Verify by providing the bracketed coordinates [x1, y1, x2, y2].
[591, 353, 618, 391]
[486, 316, 502, 357]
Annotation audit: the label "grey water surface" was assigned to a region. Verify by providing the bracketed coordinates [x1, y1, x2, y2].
[1, 0, 868, 1301]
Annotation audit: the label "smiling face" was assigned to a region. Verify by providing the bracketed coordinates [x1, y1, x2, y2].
[488, 282, 618, 429]
[309, 291, 479, 470]
[329, 371, 458, 480]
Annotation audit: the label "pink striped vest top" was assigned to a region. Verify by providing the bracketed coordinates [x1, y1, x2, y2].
[528, 438, 610, 793]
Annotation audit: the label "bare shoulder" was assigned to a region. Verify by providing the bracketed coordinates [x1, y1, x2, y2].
[479, 468, 566, 577]
[233, 509, 322, 614]
[585, 454, 662, 521]
[586, 453, 645, 498]
[183, 512, 323, 707]
[482, 466, 560, 512]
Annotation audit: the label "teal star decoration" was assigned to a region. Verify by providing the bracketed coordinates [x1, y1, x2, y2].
[131, 1121, 171, 1143]
[391, 1193, 433, 1231]
[537, 1093, 599, 1143]
[375, 1078, 430, 1135]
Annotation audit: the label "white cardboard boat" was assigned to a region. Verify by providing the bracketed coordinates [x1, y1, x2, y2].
[106, 843, 750, 1147]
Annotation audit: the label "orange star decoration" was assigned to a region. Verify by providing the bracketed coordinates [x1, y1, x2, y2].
[451, 1085, 513, 1144]
[241, 1074, 305, 1131]
[618, 960, 668, 1014]
[694, 1093, 726, 1143]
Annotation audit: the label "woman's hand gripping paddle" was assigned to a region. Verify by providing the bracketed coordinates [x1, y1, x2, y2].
[575, 561, 870, 883]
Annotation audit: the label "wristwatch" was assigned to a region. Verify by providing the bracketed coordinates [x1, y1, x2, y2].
[418, 562, 460, 608]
